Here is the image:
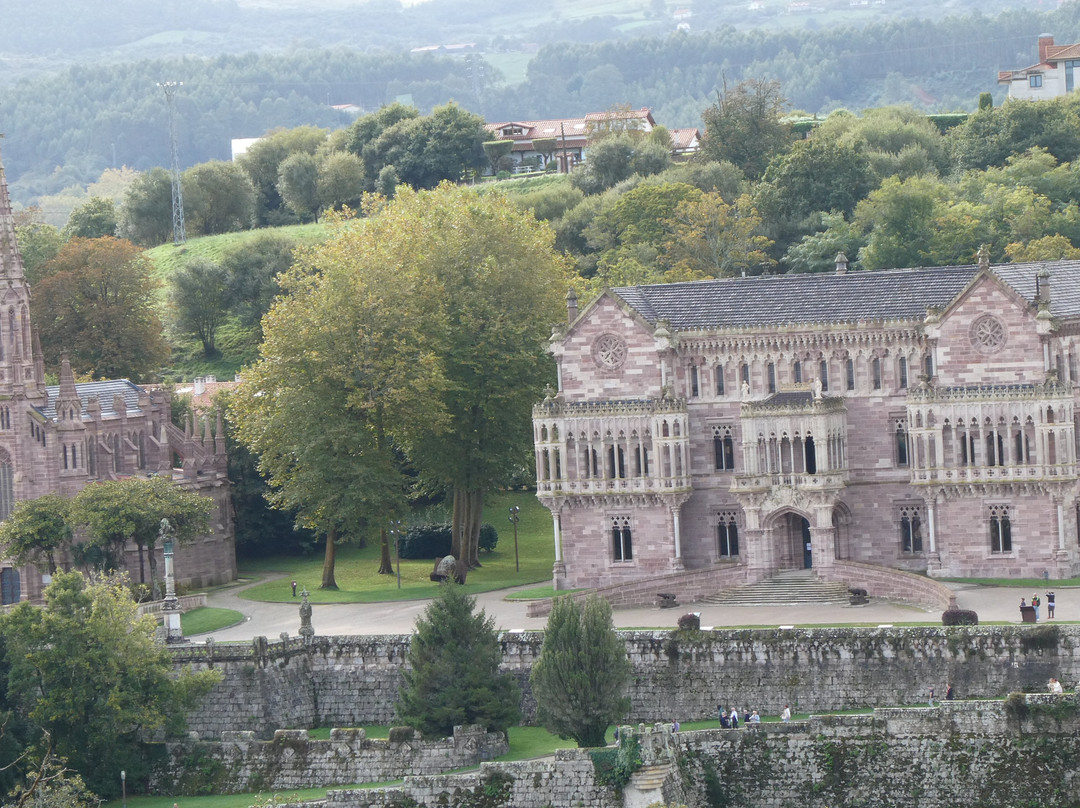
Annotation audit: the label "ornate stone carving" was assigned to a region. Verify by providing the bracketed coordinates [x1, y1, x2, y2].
[592, 333, 628, 369]
[970, 314, 1007, 355]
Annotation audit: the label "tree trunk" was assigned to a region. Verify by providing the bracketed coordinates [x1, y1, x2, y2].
[452, 487, 485, 569]
[137, 542, 146, 584]
[148, 544, 161, 600]
[321, 527, 339, 590]
[377, 526, 394, 574]
[466, 488, 484, 569]
[450, 487, 466, 561]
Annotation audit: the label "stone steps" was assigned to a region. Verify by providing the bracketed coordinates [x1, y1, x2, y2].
[700, 570, 852, 606]
[628, 763, 672, 791]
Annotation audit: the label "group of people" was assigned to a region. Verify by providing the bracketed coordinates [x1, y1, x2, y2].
[1020, 591, 1056, 620]
[716, 705, 785, 727]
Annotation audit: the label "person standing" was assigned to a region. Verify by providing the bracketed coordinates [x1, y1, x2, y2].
[781, 705, 792, 722]
[946, 683, 954, 701]
[1032, 593, 1041, 622]
[730, 707, 740, 728]
[928, 687, 935, 707]
[1047, 591, 1056, 619]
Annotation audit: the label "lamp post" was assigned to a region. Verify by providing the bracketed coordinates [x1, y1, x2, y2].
[160, 518, 182, 643]
[120, 770, 126, 808]
[389, 520, 403, 589]
[508, 506, 520, 572]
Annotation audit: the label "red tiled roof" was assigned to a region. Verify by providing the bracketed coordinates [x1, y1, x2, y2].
[1045, 43, 1080, 61]
[670, 127, 700, 150]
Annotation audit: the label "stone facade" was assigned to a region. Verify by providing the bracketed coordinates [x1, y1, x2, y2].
[155, 725, 507, 794]
[177, 627, 1080, 739]
[535, 253, 1080, 591]
[0, 147, 236, 601]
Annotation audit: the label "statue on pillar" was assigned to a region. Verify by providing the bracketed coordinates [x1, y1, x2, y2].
[299, 588, 314, 643]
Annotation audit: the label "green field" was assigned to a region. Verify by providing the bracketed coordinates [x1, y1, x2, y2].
[239, 489, 554, 603]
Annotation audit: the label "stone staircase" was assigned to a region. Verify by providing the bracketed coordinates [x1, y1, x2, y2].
[700, 569, 852, 606]
[624, 763, 674, 808]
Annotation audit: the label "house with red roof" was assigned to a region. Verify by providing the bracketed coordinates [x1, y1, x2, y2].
[998, 34, 1080, 100]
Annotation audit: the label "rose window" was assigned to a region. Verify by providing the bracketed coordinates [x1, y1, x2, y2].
[593, 334, 627, 369]
[970, 315, 1007, 355]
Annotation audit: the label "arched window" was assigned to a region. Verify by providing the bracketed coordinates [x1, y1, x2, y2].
[715, 365, 725, 396]
[0, 452, 13, 521]
[611, 515, 633, 562]
[717, 512, 740, 557]
[899, 505, 923, 554]
[895, 419, 909, 467]
[793, 361, 802, 383]
[846, 358, 855, 391]
[713, 425, 735, 471]
[767, 362, 776, 394]
[898, 357, 908, 389]
[989, 504, 1012, 553]
[819, 359, 829, 392]
[689, 364, 699, 398]
[872, 357, 882, 390]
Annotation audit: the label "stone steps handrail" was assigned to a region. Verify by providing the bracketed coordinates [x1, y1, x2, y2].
[137, 592, 207, 616]
[819, 559, 957, 611]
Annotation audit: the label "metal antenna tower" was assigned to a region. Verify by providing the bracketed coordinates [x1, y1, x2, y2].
[158, 81, 186, 245]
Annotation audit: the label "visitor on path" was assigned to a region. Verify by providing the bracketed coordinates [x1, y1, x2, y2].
[928, 687, 935, 707]
[946, 683, 954, 701]
[1033, 593, 1041, 621]
[749, 710, 761, 723]
[730, 707, 740, 728]
[1047, 591, 1056, 619]
[720, 710, 731, 728]
[1049, 677, 1064, 695]
[781, 705, 792, 722]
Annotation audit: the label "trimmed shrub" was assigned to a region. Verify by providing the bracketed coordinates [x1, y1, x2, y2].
[677, 612, 701, 631]
[479, 523, 499, 552]
[941, 608, 979, 626]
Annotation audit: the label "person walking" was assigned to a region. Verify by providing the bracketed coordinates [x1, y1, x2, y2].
[1047, 591, 1056, 619]
[781, 705, 792, 722]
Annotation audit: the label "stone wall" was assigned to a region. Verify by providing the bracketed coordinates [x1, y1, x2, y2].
[221, 697, 1080, 808]
[155, 725, 507, 794]
[177, 625, 1080, 738]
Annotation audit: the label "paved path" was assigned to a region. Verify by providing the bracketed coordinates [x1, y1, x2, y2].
[196, 574, 1072, 642]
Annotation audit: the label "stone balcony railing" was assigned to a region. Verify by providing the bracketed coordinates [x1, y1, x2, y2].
[537, 474, 693, 497]
[730, 469, 849, 494]
[907, 380, 1073, 403]
[910, 463, 1078, 485]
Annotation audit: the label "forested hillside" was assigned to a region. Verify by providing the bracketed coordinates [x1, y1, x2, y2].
[4, 4, 1080, 206]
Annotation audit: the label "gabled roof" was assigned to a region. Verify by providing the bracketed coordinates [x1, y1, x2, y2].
[484, 118, 589, 143]
[611, 261, 1080, 331]
[39, 379, 145, 421]
[670, 127, 700, 150]
[1044, 42, 1080, 61]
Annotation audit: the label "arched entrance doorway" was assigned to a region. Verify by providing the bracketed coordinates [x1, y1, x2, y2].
[768, 511, 813, 570]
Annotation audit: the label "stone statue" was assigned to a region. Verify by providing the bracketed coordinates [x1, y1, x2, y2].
[299, 588, 314, 642]
[811, 377, 823, 401]
[741, 380, 751, 400]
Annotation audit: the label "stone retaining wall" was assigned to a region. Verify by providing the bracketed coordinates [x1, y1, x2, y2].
[214, 697, 1080, 808]
[177, 625, 1080, 739]
[155, 725, 507, 794]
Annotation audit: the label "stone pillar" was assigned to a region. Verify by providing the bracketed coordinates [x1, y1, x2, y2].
[671, 507, 684, 570]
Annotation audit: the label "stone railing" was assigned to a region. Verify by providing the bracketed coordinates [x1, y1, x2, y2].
[819, 559, 956, 611]
[533, 397, 687, 418]
[525, 563, 748, 618]
[907, 380, 1072, 403]
[137, 592, 207, 616]
[911, 463, 1077, 484]
[536, 473, 693, 497]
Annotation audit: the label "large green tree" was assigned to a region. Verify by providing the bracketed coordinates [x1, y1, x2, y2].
[385, 184, 569, 569]
[118, 167, 174, 247]
[0, 495, 72, 573]
[699, 78, 792, 181]
[529, 594, 631, 748]
[181, 160, 256, 235]
[70, 476, 212, 599]
[62, 196, 117, 239]
[31, 237, 170, 380]
[229, 210, 445, 586]
[168, 257, 232, 357]
[238, 126, 328, 226]
[395, 584, 520, 736]
[0, 572, 219, 797]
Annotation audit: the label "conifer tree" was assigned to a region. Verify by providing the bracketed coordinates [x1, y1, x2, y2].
[396, 584, 520, 736]
[530, 594, 631, 748]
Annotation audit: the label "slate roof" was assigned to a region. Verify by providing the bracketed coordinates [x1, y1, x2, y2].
[38, 379, 145, 422]
[612, 261, 1080, 331]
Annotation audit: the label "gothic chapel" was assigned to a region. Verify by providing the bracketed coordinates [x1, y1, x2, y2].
[0, 146, 235, 604]
[535, 251, 1080, 592]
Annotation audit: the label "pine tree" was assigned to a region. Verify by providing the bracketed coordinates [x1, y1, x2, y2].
[530, 594, 631, 748]
[396, 584, 521, 736]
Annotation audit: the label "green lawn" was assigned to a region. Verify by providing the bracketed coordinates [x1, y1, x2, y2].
[940, 577, 1080, 587]
[181, 607, 245, 636]
[238, 490, 554, 603]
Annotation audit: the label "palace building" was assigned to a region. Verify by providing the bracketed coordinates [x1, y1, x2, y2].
[533, 252, 1080, 591]
[0, 147, 236, 604]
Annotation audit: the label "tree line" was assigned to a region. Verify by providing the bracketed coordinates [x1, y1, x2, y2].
[6, 2, 1080, 207]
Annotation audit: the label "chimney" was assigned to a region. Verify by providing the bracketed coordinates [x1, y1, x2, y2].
[566, 288, 578, 324]
[1037, 266, 1051, 306]
[1039, 34, 1054, 64]
[834, 252, 849, 275]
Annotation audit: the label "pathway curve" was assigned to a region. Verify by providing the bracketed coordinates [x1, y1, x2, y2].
[197, 574, 1071, 642]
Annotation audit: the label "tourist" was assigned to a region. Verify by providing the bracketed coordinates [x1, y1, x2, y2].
[730, 707, 740, 728]
[928, 687, 935, 707]
[946, 683, 954, 701]
[672, 719, 680, 732]
[1032, 593, 1041, 621]
[720, 710, 731, 729]
[781, 705, 791, 722]
[749, 710, 761, 723]
[1047, 591, 1056, 619]
[1049, 677, 1064, 695]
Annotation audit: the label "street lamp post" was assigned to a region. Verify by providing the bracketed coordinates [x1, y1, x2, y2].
[120, 770, 126, 808]
[508, 506, 520, 572]
[389, 520, 403, 589]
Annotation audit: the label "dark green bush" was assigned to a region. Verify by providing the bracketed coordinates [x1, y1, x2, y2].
[399, 523, 498, 559]
[941, 608, 979, 626]
[677, 612, 701, 631]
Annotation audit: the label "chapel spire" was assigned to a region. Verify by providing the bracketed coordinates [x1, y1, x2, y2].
[0, 142, 26, 284]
